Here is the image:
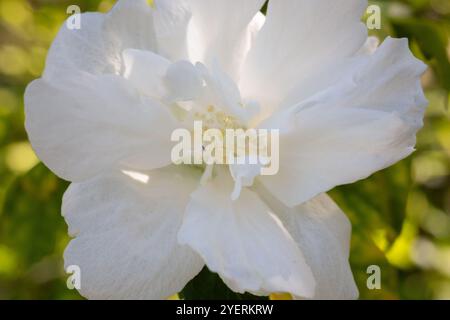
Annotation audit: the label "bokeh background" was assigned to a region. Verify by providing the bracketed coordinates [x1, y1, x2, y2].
[0, 0, 449, 300]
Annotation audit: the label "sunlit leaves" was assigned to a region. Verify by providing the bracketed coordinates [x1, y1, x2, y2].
[0, 164, 81, 299]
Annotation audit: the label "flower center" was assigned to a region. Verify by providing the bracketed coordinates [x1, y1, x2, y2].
[193, 105, 242, 131]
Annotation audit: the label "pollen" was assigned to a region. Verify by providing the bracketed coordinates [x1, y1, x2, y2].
[192, 106, 242, 131]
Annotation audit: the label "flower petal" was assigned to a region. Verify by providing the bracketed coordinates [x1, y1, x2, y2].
[165, 60, 204, 102]
[178, 168, 315, 297]
[290, 195, 357, 299]
[258, 37, 427, 207]
[185, 0, 266, 80]
[44, 0, 157, 82]
[255, 184, 358, 299]
[153, 0, 192, 61]
[240, 0, 368, 118]
[123, 49, 171, 98]
[63, 166, 204, 300]
[25, 73, 177, 182]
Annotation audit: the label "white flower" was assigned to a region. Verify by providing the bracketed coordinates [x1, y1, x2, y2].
[24, 0, 427, 299]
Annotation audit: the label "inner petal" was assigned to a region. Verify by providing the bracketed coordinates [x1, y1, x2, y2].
[121, 50, 268, 199]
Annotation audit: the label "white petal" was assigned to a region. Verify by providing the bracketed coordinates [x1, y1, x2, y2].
[123, 49, 171, 98]
[44, 0, 156, 82]
[186, 0, 266, 80]
[291, 195, 357, 299]
[240, 0, 368, 118]
[278, 36, 381, 112]
[258, 38, 427, 207]
[153, 0, 192, 61]
[192, 62, 259, 125]
[165, 60, 204, 102]
[344, 37, 428, 122]
[63, 166, 204, 300]
[229, 157, 266, 201]
[25, 74, 177, 182]
[255, 184, 358, 299]
[259, 106, 416, 207]
[178, 169, 315, 297]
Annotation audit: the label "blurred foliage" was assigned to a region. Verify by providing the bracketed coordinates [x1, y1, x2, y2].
[0, 0, 449, 300]
[180, 267, 269, 300]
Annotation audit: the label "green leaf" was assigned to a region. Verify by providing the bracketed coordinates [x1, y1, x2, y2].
[0, 163, 82, 299]
[180, 267, 268, 300]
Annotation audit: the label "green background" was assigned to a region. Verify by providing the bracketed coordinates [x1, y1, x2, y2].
[0, 0, 449, 300]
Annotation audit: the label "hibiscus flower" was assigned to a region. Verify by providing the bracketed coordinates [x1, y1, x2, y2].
[24, 0, 427, 299]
